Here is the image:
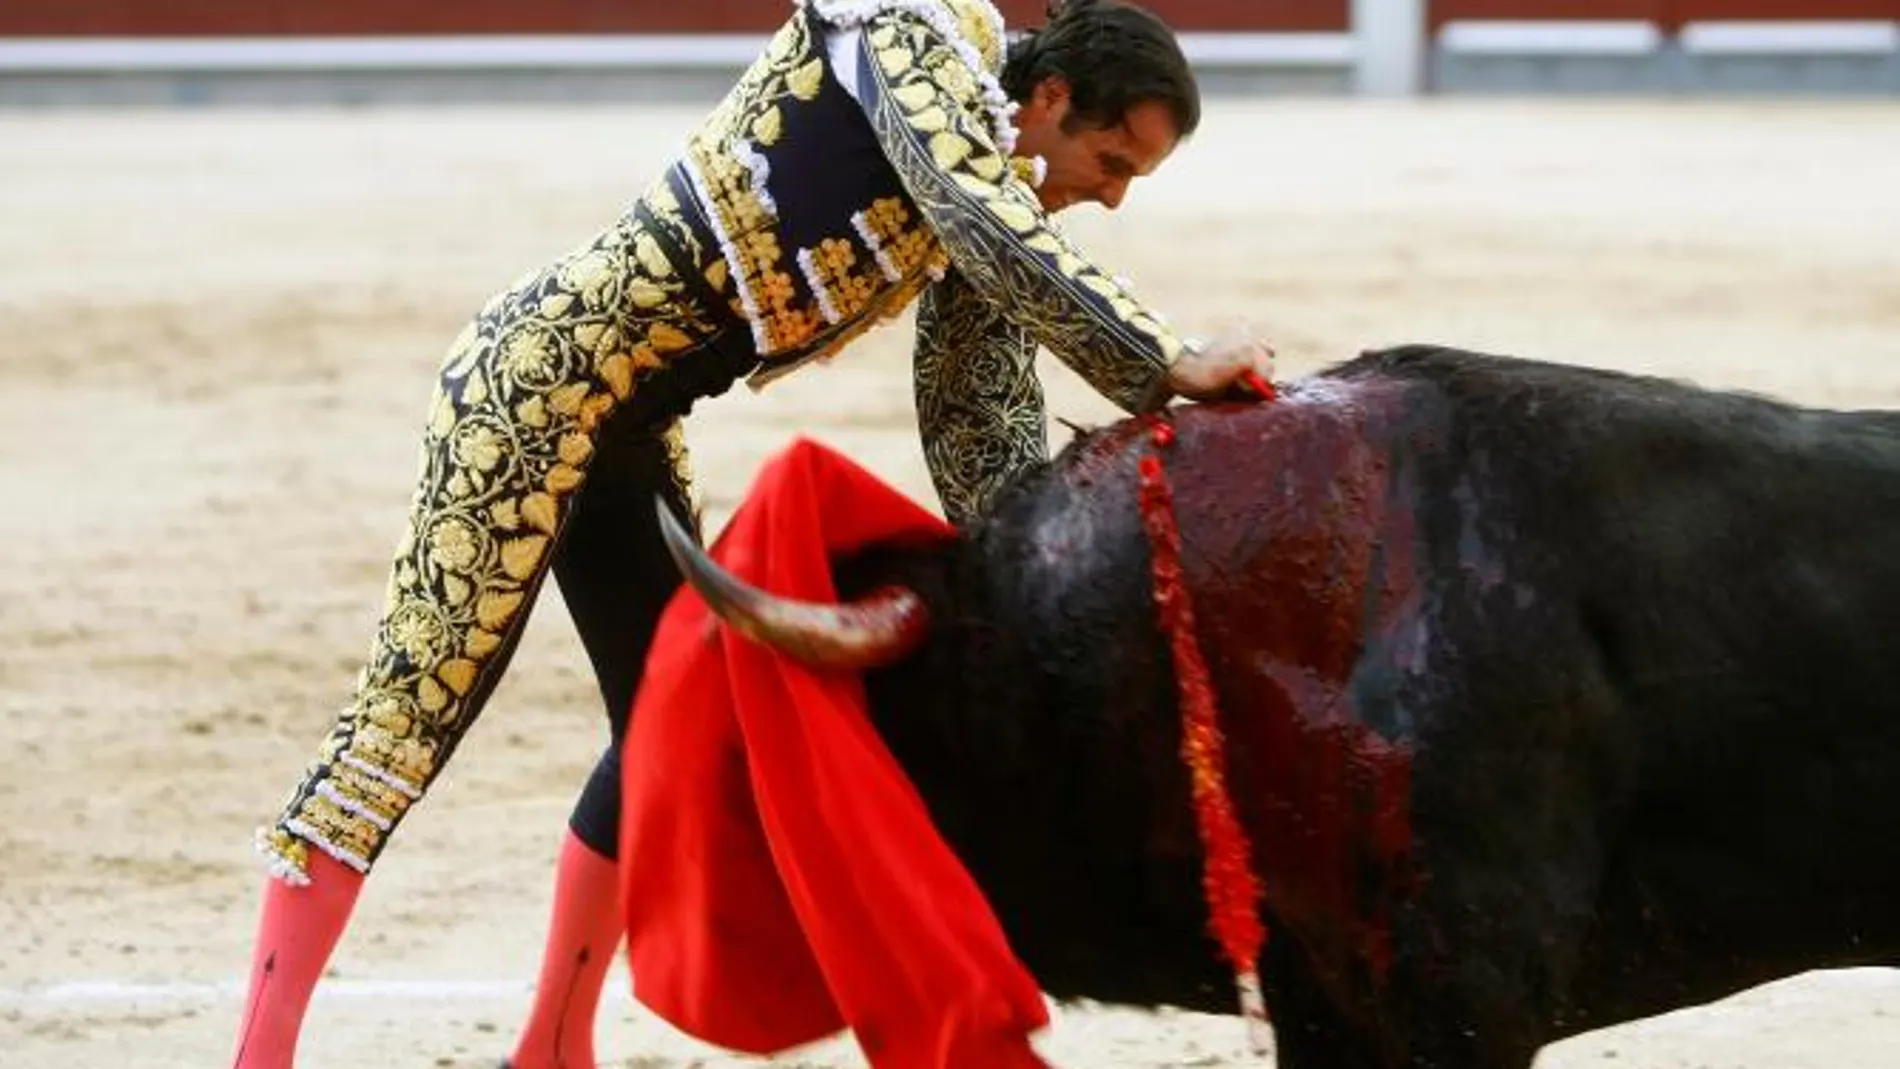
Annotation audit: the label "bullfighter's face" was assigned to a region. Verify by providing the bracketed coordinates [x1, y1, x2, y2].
[1011, 75, 1181, 215]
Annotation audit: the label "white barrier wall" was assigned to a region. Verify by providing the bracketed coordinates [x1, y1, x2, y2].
[1354, 0, 1428, 95]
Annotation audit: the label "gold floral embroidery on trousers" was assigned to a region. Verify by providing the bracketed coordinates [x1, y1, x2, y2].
[258, 198, 723, 883]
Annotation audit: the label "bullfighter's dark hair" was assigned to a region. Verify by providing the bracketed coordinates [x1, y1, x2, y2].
[1001, 0, 1201, 139]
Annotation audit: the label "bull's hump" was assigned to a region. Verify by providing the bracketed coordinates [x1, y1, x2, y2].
[1018, 376, 1424, 646]
[1165, 378, 1425, 671]
[1024, 376, 1421, 586]
[1003, 436, 1147, 602]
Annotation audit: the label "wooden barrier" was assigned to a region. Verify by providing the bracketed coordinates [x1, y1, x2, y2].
[0, 0, 1350, 37]
[0, 0, 1891, 98]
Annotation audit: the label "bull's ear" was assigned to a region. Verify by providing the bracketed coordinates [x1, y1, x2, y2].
[653, 495, 932, 672]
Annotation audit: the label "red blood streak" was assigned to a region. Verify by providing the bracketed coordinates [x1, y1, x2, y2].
[1131, 384, 1422, 987]
[1138, 416, 1266, 1004]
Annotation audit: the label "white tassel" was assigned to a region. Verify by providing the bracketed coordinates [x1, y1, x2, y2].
[850, 210, 906, 282]
[680, 155, 773, 354]
[315, 781, 395, 832]
[253, 828, 313, 887]
[338, 751, 423, 799]
[796, 246, 845, 323]
[282, 818, 373, 875]
[731, 139, 778, 216]
[1237, 968, 1271, 1057]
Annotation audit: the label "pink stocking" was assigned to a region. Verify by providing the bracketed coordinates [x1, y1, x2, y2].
[507, 830, 623, 1069]
[230, 850, 365, 1069]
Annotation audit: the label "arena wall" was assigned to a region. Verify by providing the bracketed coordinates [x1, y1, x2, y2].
[1430, 1, 1900, 92]
[0, 1, 1350, 35]
[0, 0, 1893, 103]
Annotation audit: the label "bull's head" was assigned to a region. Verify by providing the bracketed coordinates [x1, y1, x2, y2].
[654, 498, 932, 671]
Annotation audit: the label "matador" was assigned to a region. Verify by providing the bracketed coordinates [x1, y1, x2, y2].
[230, 2, 1274, 1066]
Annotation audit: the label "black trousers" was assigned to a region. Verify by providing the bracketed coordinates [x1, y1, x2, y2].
[552, 417, 695, 857]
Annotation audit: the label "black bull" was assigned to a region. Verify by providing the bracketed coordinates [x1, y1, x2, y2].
[659, 345, 1900, 1068]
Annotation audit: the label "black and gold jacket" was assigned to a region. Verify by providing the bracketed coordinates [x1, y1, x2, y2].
[649, 0, 1190, 523]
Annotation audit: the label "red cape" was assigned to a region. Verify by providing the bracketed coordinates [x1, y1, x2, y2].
[619, 438, 1050, 1068]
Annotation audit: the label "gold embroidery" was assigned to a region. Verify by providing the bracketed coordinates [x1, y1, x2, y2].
[682, 10, 947, 361]
[942, 0, 1007, 71]
[855, 5, 1186, 411]
[856, 196, 945, 280]
[684, 17, 816, 354]
[787, 57, 826, 101]
[259, 191, 720, 881]
[799, 237, 879, 323]
[913, 267, 1045, 526]
[687, 139, 824, 353]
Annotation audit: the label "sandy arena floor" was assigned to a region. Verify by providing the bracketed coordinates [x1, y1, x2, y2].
[2, 98, 1899, 1068]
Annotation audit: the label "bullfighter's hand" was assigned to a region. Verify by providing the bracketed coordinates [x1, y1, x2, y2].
[1165, 336, 1277, 404]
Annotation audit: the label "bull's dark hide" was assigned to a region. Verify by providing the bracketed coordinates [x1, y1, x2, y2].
[834, 346, 1900, 1069]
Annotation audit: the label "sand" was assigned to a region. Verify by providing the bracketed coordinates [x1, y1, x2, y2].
[2, 97, 1898, 1068]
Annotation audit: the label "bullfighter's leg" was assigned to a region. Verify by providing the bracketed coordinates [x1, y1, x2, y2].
[507, 422, 697, 1069]
[230, 196, 727, 1069]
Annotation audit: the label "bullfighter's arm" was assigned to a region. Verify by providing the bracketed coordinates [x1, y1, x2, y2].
[912, 267, 1046, 527]
[850, 8, 1186, 414]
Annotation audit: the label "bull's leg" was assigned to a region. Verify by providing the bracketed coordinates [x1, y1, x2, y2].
[1373, 751, 1617, 1068]
[1397, 1019, 1542, 1069]
[1261, 908, 1552, 1069]
[1395, 1012, 1541, 1069]
[1259, 932, 1384, 1069]
[1346, 652, 1623, 1069]
[1261, 919, 1547, 1069]
[1330, 875, 1562, 1069]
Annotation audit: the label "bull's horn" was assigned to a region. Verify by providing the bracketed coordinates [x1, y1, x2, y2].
[654, 497, 931, 671]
